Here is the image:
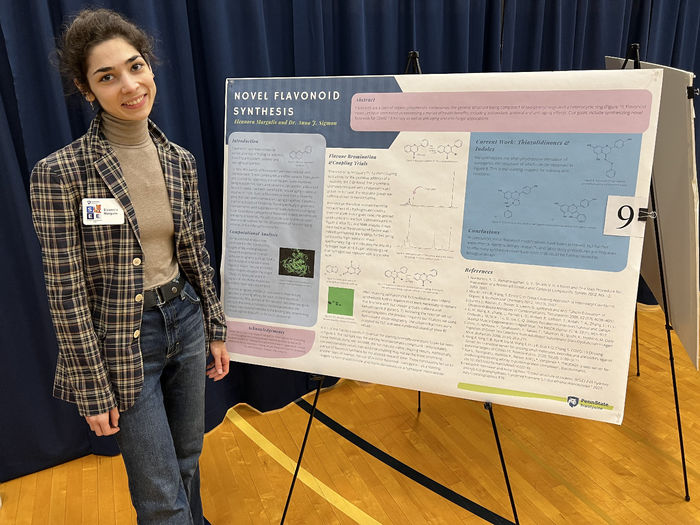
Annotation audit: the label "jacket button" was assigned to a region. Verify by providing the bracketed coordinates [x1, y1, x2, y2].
[132, 257, 142, 266]
[133, 329, 140, 339]
[135, 294, 143, 302]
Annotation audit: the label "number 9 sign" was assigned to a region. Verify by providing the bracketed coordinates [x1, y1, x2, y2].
[604, 196, 647, 237]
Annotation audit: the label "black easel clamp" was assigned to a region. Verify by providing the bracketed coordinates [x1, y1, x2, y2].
[621, 43, 641, 70]
[687, 87, 699, 99]
[404, 51, 422, 74]
[638, 208, 657, 221]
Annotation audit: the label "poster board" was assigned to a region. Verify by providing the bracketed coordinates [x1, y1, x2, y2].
[606, 57, 699, 368]
[222, 70, 662, 424]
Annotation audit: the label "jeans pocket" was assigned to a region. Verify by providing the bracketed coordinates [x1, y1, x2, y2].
[180, 281, 201, 305]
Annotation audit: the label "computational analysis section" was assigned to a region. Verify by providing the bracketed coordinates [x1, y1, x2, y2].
[224, 132, 326, 327]
[461, 132, 641, 271]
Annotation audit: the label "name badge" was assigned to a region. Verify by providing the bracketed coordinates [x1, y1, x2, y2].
[82, 198, 125, 225]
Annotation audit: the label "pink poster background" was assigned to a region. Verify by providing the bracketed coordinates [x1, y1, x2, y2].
[226, 321, 315, 359]
[350, 90, 652, 133]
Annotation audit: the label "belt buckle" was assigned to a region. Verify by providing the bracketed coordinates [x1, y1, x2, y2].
[155, 286, 165, 306]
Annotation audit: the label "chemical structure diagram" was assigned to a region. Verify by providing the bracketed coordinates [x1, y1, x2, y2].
[587, 138, 631, 178]
[498, 185, 538, 219]
[385, 266, 408, 283]
[289, 145, 312, 160]
[326, 261, 361, 276]
[414, 268, 438, 286]
[343, 260, 361, 276]
[384, 266, 438, 286]
[554, 198, 596, 223]
[404, 139, 464, 160]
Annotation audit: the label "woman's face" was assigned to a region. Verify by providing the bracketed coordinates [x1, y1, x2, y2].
[82, 37, 156, 121]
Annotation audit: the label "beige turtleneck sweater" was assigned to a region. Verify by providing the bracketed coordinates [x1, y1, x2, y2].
[102, 112, 179, 289]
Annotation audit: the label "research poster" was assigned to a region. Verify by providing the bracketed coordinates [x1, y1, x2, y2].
[222, 71, 662, 424]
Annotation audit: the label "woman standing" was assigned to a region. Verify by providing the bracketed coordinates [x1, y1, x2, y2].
[30, 9, 228, 524]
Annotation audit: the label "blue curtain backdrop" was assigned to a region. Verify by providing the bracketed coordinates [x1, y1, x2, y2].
[0, 0, 698, 481]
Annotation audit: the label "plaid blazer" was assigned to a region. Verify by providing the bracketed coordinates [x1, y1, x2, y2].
[30, 114, 226, 417]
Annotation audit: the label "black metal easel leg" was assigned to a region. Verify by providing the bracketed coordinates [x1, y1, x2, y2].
[280, 375, 326, 524]
[649, 181, 690, 501]
[417, 391, 422, 412]
[667, 329, 691, 501]
[484, 402, 519, 524]
[624, 43, 690, 501]
[635, 306, 640, 376]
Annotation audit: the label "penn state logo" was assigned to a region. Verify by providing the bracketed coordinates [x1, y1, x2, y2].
[568, 396, 579, 407]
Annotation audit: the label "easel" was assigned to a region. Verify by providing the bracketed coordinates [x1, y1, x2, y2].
[404, 50, 423, 74]
[622, 43, 691, 501]
[280, 379, 519, 524]
[280, 51, 519, 524]
[280, 375, 325, 524]
[405, 48, 520, 524]
[407, 49, 425, 416]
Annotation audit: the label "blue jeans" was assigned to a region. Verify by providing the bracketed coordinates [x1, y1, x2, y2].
[115, 281, 207, 525]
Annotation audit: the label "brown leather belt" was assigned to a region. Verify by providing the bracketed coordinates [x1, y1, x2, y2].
[143, 274, 184, 310]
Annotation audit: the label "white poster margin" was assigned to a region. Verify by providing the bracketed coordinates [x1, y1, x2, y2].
[221, 71, 663, 425]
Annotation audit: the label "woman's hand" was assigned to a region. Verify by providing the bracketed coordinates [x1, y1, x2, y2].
[207, 340, 230, 381]
[85, 407, 120, 436]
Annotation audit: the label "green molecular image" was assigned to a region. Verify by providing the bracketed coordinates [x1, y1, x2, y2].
[281, 249, 312, 277]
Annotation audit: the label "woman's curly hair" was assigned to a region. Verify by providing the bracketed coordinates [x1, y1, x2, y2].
[57, 8, 156, 93]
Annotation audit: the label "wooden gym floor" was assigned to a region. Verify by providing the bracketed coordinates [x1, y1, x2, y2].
[2, 304, 700, 524]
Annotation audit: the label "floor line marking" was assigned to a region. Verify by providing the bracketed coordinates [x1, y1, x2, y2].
[296, 399, 514, 525]
[226, 407, 382, 524]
